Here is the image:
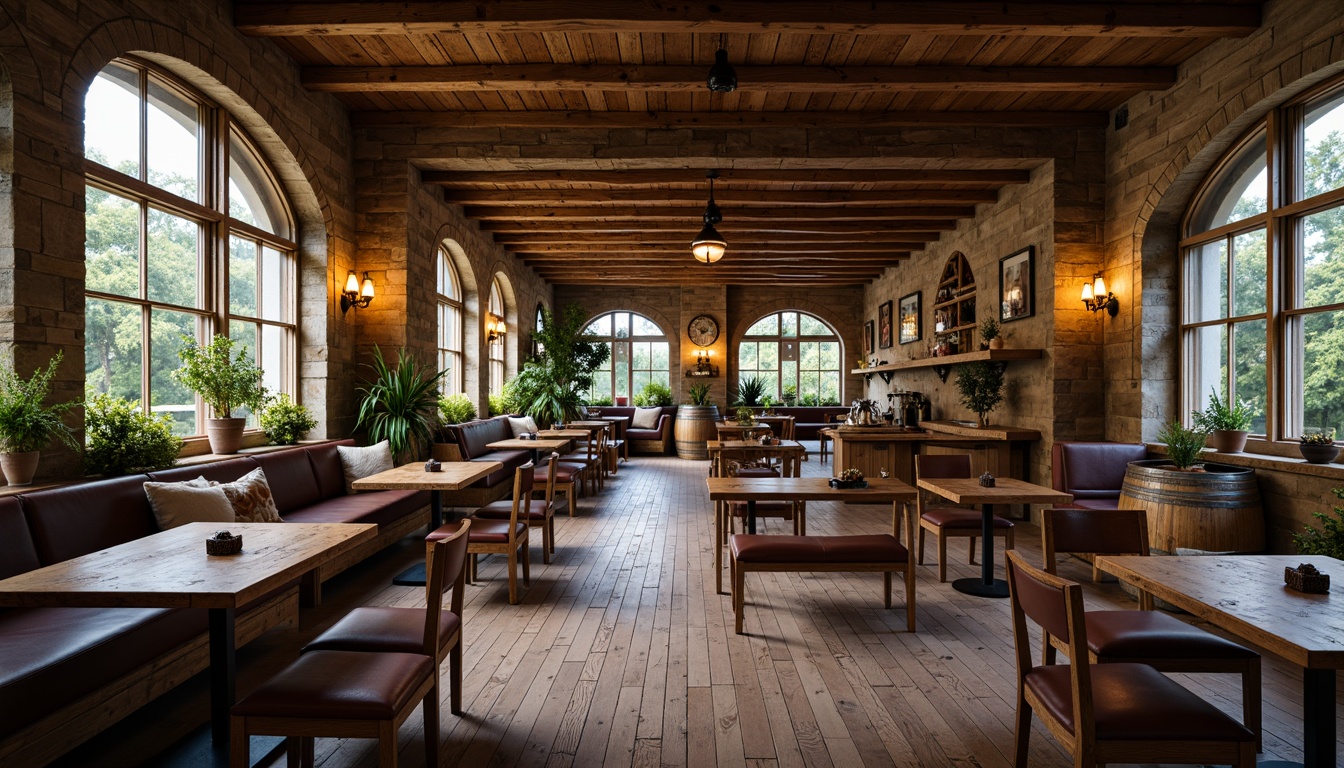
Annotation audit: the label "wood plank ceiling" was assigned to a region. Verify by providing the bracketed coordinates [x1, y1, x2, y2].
[236, 1, 1262, 286]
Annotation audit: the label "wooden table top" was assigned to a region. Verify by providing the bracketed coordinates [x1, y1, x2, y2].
[916, 477, 1073, 506]
[706, 476, 917, 503]
[1095, 554, 1344, 669]
[0, 522, 376, 610]
[537, 429, 591, 439]
[707, 440, 805, 452]
[487, 438, 572, 452]
[563, 421, 609, 432]
[352, 461, 501, 491]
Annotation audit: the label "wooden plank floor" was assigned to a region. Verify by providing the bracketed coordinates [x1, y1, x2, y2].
[57, 453, 1344, 767]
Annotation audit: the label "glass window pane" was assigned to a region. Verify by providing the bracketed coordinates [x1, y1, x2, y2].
[230, 235, 257, 316]
[615, 360, 629, 397]
[632, 342, 650, 370]
[261, 324, 284, 402]
[1185, 240, 1228, 322]
[820, 342, 839, 369]
[151, 310, 197, 436]
[746, 316, 776, 336]
[229, 131, 290, 238]
[585, 315, 610, 336]
[1187, 132, 1267, 234]
[651, 342, 669, 369]
[1303, 88, 1344, 200]
[1302, 309, 1344, 437]
[1232, 319, 1267, 434]
[1187, 324, 1228, 419]
[631, 370, 651, 394]
[146, 77, 200, 201]
[614, 313, 630, 337]
[84, 298, 143, 402]
[85, 64, 140, 176]
[781, 313, 798, 337]
[799, 314, 827, 335]
[759, 342, 779, 369]
[85, 186, 141, 299]
[1232, 229, 1267, 316]
[739, 342, 758, 370]
[1302, 207, 1344, 309]
[228, 321, 262, 427]
[632, 315, 660, 336]
[146, 208, 200, 308]
[261, 246, 284, 321]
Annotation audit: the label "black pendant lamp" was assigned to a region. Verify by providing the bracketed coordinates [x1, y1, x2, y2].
[707, 37, 737, 93]
[691, 170, 727, 264]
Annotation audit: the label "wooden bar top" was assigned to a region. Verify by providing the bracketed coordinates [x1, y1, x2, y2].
[916, 477, 1072, 506]
[352, 461, 500, 491]
[920, 420, 1043, 441]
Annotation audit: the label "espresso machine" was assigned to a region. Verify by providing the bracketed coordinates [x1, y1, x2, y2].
[890, 390, 928, 429]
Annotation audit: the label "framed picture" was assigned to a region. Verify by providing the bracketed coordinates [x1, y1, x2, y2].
[878, 300, 894, 349]
[863, 320, 875, 355]
[898, 291, 922, 344]
[999, 245, 1036, 322]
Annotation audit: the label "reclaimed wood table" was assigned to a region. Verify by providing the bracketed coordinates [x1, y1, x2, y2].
[487, 437, 572, 464]
[756, 415, 797, 441]
[916, 476, 1072, 598]
[0, 522, 376, 765]
[353, 461, 500, 586]
[1096, 554, 1344, 768]
[706, 476, 918, 594]
[707, 439, 806, 479]
[716, 422, 772, 442]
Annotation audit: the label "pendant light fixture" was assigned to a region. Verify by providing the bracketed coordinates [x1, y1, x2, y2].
[691, 170, 727, 264]
[707, 35, 737, 93]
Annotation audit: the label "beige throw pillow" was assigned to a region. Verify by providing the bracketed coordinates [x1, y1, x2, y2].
[336, 440, 394, 494]
[508, 415, 539, 437]
[632, 407, 662, 430]
[144, 477, 236, 531]
[219, 467, 283, 523]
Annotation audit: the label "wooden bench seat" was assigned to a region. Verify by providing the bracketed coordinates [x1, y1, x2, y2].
[729, 532, 916, 635]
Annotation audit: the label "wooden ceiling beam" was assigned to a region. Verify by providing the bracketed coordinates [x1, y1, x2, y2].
[510, 243, 923, 254]
[479, 220, 957, 233]
[446, 189, 998, 206]
[424, 169, 1030, 186]
[305, 64, 1174, 93]
[236, 2, 1261, 38]
[465, 205, 974, 221]
[493, 233, 943, 245]
[357, 109, 1106, 129]
[521, 255, 908, 264]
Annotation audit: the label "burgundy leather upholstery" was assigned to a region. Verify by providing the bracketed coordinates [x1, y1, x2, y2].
[304, 607, 461, 656]
[1010, 558, 1073, 645]
[916, 453, 971, 479]
[546, 464, 583, 483]
[475, 499, 549, 521]
[232, 650, 433, 720]
[735, 467, 780, 478]
[1025, 663, 1254, 742]
[731, 534, 908, 563]
[0, 498, 39, 579]
[920, 507, 1014, 528]
[307, 440, 355, 499]
[254, 449, 324, 512]
[283, 489, 428, 526]
[1085, 610, 1257, 659]
[1046, 508, 1147, 555]
[146, 457, 258, 486]
[1051, 441, 1148, 507]
[430, 518, 525, 544]
[20, 475, 157, 565]
[444, 417, 532, 487]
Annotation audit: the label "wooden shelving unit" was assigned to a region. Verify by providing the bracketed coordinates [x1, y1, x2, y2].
[932, 253, 976, 355]
[851, 348, 1044, 382]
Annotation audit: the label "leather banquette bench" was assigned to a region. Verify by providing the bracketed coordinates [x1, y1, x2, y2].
[588, 406, 676, 454]
[0, 439, 430, 767]
[439, 416, 533, 505]
[1050, 441, 1150, 511]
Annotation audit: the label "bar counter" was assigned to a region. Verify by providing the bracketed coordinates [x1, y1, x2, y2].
[824, 420, 1041, 484]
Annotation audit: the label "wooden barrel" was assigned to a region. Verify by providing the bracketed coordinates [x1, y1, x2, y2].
[1118, 459, 1263, 553]
[675, 405, 721, 460]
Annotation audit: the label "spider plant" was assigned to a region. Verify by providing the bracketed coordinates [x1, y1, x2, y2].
[356, 346, 447, 462]
[734, 376, 766, 407]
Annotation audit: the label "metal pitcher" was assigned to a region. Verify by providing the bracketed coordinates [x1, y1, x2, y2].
[848, 398, 882, 426]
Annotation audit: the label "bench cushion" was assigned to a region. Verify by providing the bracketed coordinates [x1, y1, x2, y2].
[921, 507, 1015, 529]
[308, 440, 356, 500]
[20, 475, 158, 565]
[0, 498, 40, 580]
[452, 418, 515, 460]
[731, 534, 908, 564]
[282, 489, 428, 527]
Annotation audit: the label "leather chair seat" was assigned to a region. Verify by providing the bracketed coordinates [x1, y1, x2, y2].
[544, 464, 583, 483]
[1086, 610, 1257, 660]
[920, 506, 1014, 529]
[1025, 663, 1254, 743]
[474, 499, 552, 522]
[232, 650, 433, 721]
[303, 607, 461, 656]
[734, 467, 780, 478]
[431, 518, 525, 544]
[731, 534, 907, 564]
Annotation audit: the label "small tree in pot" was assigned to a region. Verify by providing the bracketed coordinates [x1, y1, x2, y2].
[1156, 420, 1210, 471]
[356, 346, 447, 463]
[0, 351, 79, 486]
[1192, 388, 1253, 453]
[954, 361, 1004, 428]
[172, 335, 266, 455]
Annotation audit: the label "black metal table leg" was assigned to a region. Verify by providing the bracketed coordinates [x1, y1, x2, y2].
[747, 499, 757, 535]
[207, 607, 236, 751]
[951, 502, 1009, 598]
[1304, 668, 1336, 768]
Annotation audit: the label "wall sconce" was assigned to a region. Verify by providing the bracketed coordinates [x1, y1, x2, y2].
[340, 270, 375, 314]
[686, 348, 719, 377]
[1081, 273, 1119, 316]
[487, 315, 506, 345]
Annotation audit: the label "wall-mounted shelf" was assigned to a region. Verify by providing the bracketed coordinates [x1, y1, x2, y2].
[932, 253, 976, 355]
[852, 348, 1044, 382]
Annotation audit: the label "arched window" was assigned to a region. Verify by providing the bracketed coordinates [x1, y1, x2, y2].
[583, 312, 669, 403]
[487, 277, 506, 395]
[738, 311, 841, 405]
[532, 303, 546, 358]
[1181, 77, 1344, 440]
[437, 245, 464, 395]
[83, 58, 297, 437]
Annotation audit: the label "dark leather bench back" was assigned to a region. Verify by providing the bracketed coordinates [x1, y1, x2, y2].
[254, 449, 324, 513]
[20, 475, 158, 566]
[307, 439, 355, 500]
[0, 498, 39, 579]
[1051, 441, 1149, 499]
[146, 457, 259, 485]
[452, 417, 513, 460]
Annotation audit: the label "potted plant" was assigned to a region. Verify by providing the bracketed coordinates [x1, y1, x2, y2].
[356, 346, 447, 463]
[431, 393, 477, 461]
[1156, 420, 1210, 471]
[508, 304, 610, 427]
[84, 393, 183, 477]
[954, 361, 1004, 427]
[633, 381, 674, 407]
[0, 351, 79, 486]
[734, 405, 756, 425]
[1192, 388, 1253, 453]
[1293, 487, 1344, 558]
[171, 334, 266, 455]
[675, 383, 721, 460]
[734, 376, 766, 408]
[1299, 429, 1339, 464]
[258, 393, 317, 446]
[781, 384, 798, 406]
[980, 317, 1003, 350]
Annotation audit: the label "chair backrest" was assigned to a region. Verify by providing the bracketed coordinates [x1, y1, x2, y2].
[915, 453, 971, 479]
[540, 452, 559, 507]
[424, 519, 471, 654]
[510, 461, 537, 527]
[1040, 508, 1151, 607]
[1005, 550, 1094, 741]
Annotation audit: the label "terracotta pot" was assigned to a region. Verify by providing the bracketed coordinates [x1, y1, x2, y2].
[0, 450, 40, 486]
[988, 337, 1005, 350]
[1208, 429, 1249, 453]
[1299, 443, 1341, 464]
[205, 417, 247, 455]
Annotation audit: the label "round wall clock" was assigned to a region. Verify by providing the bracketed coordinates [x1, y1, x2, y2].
[688, 314, 719, 346]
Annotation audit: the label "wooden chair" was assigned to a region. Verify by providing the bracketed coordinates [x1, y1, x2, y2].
[914, 454, 1014, 582]
[302, 521, 471, 715]
[818, 413, 846, 463]
[1004, 550, 1255, 768]
[475, 452, 558, 563]
[429, 462, 532, 604]
[560, 427, 605, 495]
[1040, 508, 1261, 749]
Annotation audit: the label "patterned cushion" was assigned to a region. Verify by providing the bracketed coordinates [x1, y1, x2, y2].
[219, 467, 283, 523]
[336, 440, 394, 494]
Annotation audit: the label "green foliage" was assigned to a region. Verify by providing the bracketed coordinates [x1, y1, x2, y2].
[586, 395, 614, 407]
[980, 317, 1000, 341]
[438, 393, 477, 424]
[171, 335, 266, 418]
[488, 393, 510, 417]
[1192, 388, 1254, 432]
[953, 362, 1004, 423]
[0, 351, 79, 453]
[633, 381, 674, 407]
[734, 376, 766, 407]
[259, 394, 316, 445]
[356, 347, 447, 463]
[734, 406, 756, 424]
[1293, 487, 1344, 559]
[1156, 420, 1210, 470]
[1301, 429, 1337, 445]
[781, 385, 798, 405]
[83, 394, 182, 476]
[688, 383, 712, 406]
[510, 304, 612, 425]
[800, 392, 821, 406]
